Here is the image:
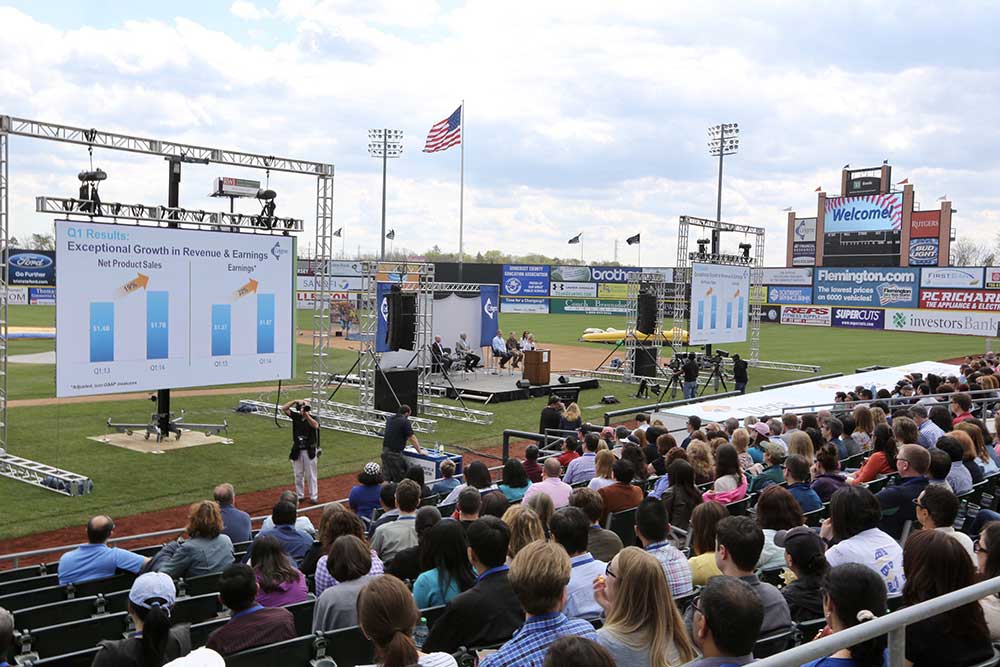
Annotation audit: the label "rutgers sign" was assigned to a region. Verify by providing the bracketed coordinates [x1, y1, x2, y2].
[910, 210, 940, 239]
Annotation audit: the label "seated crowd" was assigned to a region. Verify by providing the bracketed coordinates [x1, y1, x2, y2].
[7, 361, 1000, 666]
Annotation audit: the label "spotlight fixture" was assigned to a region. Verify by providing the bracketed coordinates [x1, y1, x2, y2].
[696, 238, 710, 255]
[77, 168, 107, 214]
[739, 242, 752, 259]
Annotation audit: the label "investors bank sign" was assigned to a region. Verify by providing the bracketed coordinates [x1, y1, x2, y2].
[885, 309, 1000, 337]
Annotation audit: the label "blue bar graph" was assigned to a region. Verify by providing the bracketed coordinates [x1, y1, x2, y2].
[738, 297, 745, 328]
[90, 302, 114, 363]
[697, 299, 705, 329]
[146, 291, 169, 360]
[710, 295, 718, 329]
[726, 301, 733, 329]
[212, 304, 231, 356]
[257, 293, 275, 354]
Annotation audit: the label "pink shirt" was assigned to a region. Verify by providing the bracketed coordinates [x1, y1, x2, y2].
[523, 477, 572, 508]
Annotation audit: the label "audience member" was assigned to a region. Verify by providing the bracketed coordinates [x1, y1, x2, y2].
[634, 498, 693, 596]
[569, 488, 623, 562]
[424, 517, 524, 653]
[593, 547, 695, 667]
[850, 405, 874, 450]
[824, 417, 852, 459]
[902, 529, 993, 667]
[246, 500, 312, 564]
[457, 487, 482, 529]
[312, 535, 375, 632]
[206, 564, 295, 655]
[688, 501, 727, 585]
[301, 503, 345, 576]
[784, 454, 823, 513]
[413, 519, 476, 608]
[550, 506, 606, 619]
[915, 485, 975, 565]
[441, 461, 498, 505]
[687, 576, 764, 667]
[775, 526, 829, 623]
[810, 444, 847, 503]
[588, 449, 617, 492]
[58, 515, 148, 585]
[525, 492, 556, 538]
[976, 521, 1000, 640]
[848, 423, 897, 485]
[928, 448, 954, 491]
[620, 444, 650, 482]
[498, 458, 533, 502]
[755, 485, 804, 571]
[157, 501, 235, 579]
[481, 489, 510, 518]
[687, 440, 716, 484]
[821, 486, 904, 594]
[524, 458, 573, 508]
[799, 563, 886, 667]
[556, 436, 581, 467]
[649, 432, 677, 476]
[502, 504, 546, 561]
[660, 459, 703, 531]
[748, 444, 786, 494]
[543, 636, 615, 667]
[259, 490, 317, 535]
[522, 445, 544, 484]
[349, 462, 385, 521]
[371, 479, 420, 562]
[385, 506, 441, 581]
[779, 412, 801, 445]
[431, 459, 461, 497]
[358, 575, 459, 667]
[404, 465, 433, 499]
[0, 607, 10, 667]
[563, 433, 599, 485]
[315, 510, 383, 596]
[479, 541, 597, 667]
[559, 401, 583, 432]
[369, 483, 400, 536]
[875, 443, 930, 539]
[249, 535, 308, 607]
[709, 444, 744, 495]
[213, 483, 251, 544]
[937, 435, 974, 495]
[911, 405, 945, 449]
[597, 459, 644, 524]
[950, 392, 975, 425]
[930, 405, 955, 437]
[953, 426, 995, 480]
[92, 573, 191, 666]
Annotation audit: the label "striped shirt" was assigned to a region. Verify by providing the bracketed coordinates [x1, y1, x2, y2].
[645, 541, 694, 597]
[314, 550, 384, 596]
[479, 612, 597, 667]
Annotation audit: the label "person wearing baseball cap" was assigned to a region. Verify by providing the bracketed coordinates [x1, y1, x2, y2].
[774, 526, 829, 623]
[92, 572, 191, 666]
[349, 462, 384, 522]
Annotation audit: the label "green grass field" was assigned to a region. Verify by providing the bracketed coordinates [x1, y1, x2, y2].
[0, 305, 990, 541]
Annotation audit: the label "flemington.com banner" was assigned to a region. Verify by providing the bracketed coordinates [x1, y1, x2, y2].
[813, 268, 919, 308]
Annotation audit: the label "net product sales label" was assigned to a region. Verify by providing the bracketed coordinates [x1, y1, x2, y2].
[813, 268, 919, 308]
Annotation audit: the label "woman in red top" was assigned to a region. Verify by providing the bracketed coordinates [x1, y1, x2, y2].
[556, 435, 581, 467]
[848, 423, 896, 485]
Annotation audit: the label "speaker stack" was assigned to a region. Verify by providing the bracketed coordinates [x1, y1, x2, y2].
[385, 285, 417, 351]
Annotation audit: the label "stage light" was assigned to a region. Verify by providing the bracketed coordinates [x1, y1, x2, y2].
[369, 128, 403, 259]
[558, 375, 569, 384]
[257, 189, 277, 201]
[739, 242, 752, 259]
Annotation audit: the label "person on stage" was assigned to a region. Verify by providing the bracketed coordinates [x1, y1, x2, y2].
[492, 329, 513, 370]
[520, 331, 533, 351]
[507, 331, 524, 369]
[431, 335, 453, 374]
[455, 332, 481, 371]
[381, 405, 426, 483]
[281, 399, 320, 504]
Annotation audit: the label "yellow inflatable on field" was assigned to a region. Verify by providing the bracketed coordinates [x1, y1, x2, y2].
[579, 327, 689, 345]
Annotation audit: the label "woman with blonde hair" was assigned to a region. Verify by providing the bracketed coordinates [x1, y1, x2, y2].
[731, 428, 754, 471]
[501, 504, 546, 561]
[559, 402, 583, 433]
[593, 547, 695, 667]
[156, 500, 234, 579]
[788, 430, 815, 463]
[588, 449, 617, 492]
[687, 441, 715, 485]
[870, 406, 888, 430]
[851, 405, 874, 450]
[956, 421, 1000, 475]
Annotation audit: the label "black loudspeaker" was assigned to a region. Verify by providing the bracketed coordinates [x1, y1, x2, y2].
[375, 368, 419, 415]
[386, 286, 416, 350]
[636, 290, 657, 335]
[631, 344, 658, 378]
[516, 379, 531, 389]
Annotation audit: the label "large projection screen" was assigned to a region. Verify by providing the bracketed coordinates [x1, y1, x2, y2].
[688, 262, 751, 346]
[55, 220, 295, 397]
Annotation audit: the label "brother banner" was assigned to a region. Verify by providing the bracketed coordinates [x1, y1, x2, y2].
[813, 267, 919, 308]
[831, 307, 885, 330]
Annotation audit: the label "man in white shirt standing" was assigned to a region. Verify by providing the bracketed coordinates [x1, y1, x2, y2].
[549, 506, 606, 619]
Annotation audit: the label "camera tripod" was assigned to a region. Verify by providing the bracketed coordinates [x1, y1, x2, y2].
[700, 357, 729, 396]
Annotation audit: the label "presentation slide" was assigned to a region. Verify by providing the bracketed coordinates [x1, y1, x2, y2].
[688, 262, 751, 346]
[55, 220, 295, 397]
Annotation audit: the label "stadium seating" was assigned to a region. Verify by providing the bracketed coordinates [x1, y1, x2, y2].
[754, 628, 797, 658]
[226, 634, 317, 667]
[19, 646, 101, 667]
[321, 624, 376, 666]
[17, 610, 131, 659]
[606, 507, 638, 547]
[0, 562, 54, 585]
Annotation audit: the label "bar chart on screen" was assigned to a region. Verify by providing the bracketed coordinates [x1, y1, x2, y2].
[57, 220, 295, 398]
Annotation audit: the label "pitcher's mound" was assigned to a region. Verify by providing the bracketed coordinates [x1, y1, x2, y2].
[89, 430, 233, 454]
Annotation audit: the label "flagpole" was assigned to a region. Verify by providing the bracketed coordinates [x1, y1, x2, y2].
[458, 100, 465, 281]
[638, 242, 641, 267]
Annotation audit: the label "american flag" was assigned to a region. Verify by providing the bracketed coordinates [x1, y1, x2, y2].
[423, 105, 462, 153]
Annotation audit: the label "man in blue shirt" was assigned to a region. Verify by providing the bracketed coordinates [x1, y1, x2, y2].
[876, 444, 930, 540]
[563, 433, 599, 485]
[491, 329, 512, 369]
[480, 540, 596, 667]
[783, 455, 823, 513]
[58, 516, 148, 585]
[911, 405, 945, 449]
[244, 501, 313, 564]
[214, 483, 252, 544]
[549, 507, 605, 619]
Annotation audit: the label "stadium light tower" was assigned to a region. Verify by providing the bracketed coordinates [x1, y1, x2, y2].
[707, 123, 740, 253]
[368, 129, 403, 259]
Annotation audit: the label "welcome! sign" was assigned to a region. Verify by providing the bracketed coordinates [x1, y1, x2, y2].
[824, 193, 903, 233]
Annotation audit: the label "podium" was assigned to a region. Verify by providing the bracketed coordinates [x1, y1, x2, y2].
[523, 349, 551, 385]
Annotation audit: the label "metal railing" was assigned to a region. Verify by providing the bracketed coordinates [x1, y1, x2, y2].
[753, 575, 1000, 667]
[602, 391, 742, 426]
[758, 372, 843, 392]
[773, 386, 1000, 419]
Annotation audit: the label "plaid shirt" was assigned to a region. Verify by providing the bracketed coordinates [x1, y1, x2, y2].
[479, 612, 597, 667]
[314, 549, 384, 596]
[645, 541, 694, 597]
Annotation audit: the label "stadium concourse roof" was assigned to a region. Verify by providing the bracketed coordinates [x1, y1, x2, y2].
[662, 360, 959, 423]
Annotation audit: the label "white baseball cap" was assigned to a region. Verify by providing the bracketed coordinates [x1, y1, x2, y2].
[128, 572, 177, 609]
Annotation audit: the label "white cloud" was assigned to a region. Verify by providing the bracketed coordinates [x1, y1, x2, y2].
[230, 1, 271, 21]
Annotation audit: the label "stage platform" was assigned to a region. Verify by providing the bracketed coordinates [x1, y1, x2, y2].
[427, 371, 599, 404]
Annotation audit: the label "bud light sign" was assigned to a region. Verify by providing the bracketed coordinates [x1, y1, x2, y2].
[832, 307, 885, 330]
[7, 249, 55, 286]
[823, 194, 903, 233]
[908, 239, 939, 266]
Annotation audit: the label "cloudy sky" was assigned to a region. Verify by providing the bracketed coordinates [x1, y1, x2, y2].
[1, 1, 997, 265]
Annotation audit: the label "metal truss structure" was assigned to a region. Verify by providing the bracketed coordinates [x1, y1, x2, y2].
[623, 272, 673, 382]
[36, 196, 304, 232]
[1, 113, 333, 494]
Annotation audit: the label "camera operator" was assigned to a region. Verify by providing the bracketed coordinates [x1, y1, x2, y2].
[682, 352, 700, 399]
[732, 353, 749, 394]
[281, 398, 320, 503]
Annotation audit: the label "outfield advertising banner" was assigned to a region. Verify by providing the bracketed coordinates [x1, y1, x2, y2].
[910, 210, 941, 239]
[986, 268, 1000, 290]
[549, 281, 596, 297]
[762, 304, 782, 323]
[793, 243, 816, 266]
[921, 267, 984, 289]
[813, 267, 919, 308]
[689, 263, 750, 345]
[297, 275, 362, 291]
[8, 286, 28, 305]
[920, 289, 1000, 312]
[502, 265, 550, 296]
[762, 268, 813, 286]
[767, 286, 813, 305]
[8, 249, 56, 286]
[831, 307, 885, 330]
[908, 238, 939, 266]
[823, 193, 904, 233]
[499, 297, 549, 314]
[793, 218, 817, 243]
[597, 283, 629, 299]
[550, 298, 628, 315]
[781, 306, 832, 327]
[885, 308, 1000, 337]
